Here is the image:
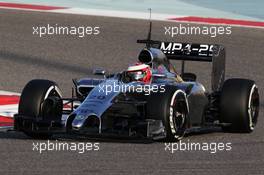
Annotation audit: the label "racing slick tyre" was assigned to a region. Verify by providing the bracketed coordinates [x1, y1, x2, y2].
[220, 79, 259, 133]
[147, 86, 189, 141]
[17, 79, 63, 139]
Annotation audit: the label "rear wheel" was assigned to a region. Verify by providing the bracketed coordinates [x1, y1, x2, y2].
[18, 79, 63, 139]
[220, 79, 259, 132]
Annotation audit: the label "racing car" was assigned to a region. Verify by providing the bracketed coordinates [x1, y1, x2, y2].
[14, 22, 259, 141]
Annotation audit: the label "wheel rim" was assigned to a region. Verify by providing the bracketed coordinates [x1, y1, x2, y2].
[41, 87, 62, 118]
[173, 110, 185, 131]
[169, 90, 188, 139]
[248, 85, 259, 130]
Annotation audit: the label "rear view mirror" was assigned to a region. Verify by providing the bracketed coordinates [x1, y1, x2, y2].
[181, 73, 197, 81]
[152, 73, 166, 78]
[93, 68, 106, 76]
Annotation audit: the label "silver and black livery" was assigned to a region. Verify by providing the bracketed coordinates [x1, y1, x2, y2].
[14, 21, 260, 141]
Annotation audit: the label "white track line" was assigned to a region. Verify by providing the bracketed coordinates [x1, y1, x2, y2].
[0, 90, 20, 96]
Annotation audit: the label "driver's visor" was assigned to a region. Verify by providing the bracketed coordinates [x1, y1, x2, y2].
[127, 71, 146, 81]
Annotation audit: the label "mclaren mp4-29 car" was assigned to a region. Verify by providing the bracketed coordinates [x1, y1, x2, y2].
[14, 29, 260, 141]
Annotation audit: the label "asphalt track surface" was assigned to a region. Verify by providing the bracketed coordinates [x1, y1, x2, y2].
[0, 9, 263, 175]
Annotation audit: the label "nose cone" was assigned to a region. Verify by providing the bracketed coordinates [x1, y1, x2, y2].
[71, 115, 100, 133]
[72, 114, 88, 130]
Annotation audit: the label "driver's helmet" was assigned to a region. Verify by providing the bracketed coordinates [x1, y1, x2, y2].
[127, 63, 152, 83]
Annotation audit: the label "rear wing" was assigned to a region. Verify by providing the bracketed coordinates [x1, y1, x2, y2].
[151, 41, 225, 92]
[136, 14, 225, 91]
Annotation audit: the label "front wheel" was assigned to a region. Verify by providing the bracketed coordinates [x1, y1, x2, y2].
[220, 79, 259, 133]
[17, 79, 63, 139]
[147, 86, 189, 141]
